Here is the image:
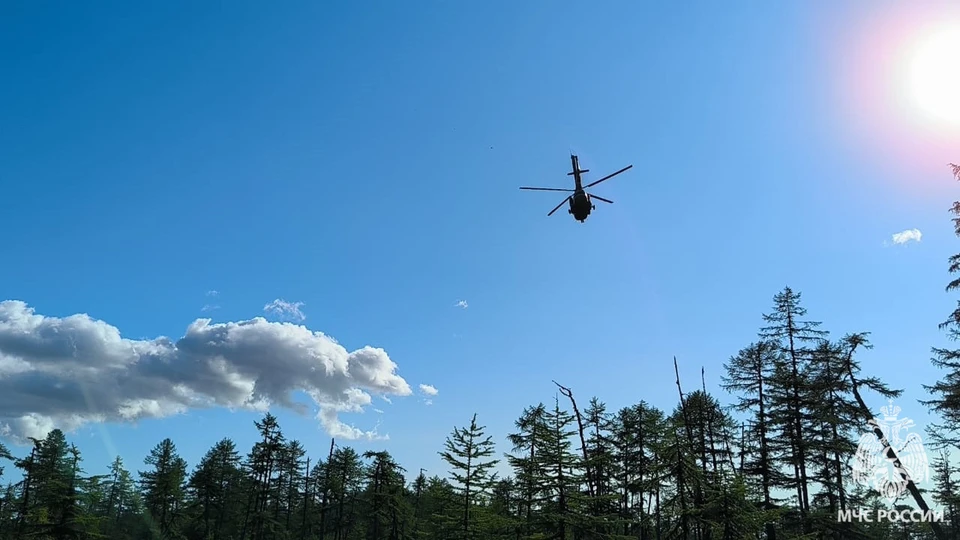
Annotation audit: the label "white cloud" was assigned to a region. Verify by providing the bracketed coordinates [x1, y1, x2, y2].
[0, 300, 412, 443]
[455, 300, 468, 309]
[201, 304, 220, 312]
[206, 290, 219, 297]
[891, 228, 922, 245]
[264, 299, 306, 322]
[418, 384, 438, 406]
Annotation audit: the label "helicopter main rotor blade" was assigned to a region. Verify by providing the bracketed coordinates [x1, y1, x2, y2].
[519, 187, 575, 192]
[547, 196, 571, 217]
[584, 164, 633, 188]
[588, 193, 613, 204]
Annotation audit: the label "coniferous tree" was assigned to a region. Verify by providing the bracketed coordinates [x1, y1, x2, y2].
[0, 443, 10, 484]
[439, 413, 500, 540]
[505, 403, 547, 539]
[243, 412, 286, 540]
[139, 437, 188, 538]
[923, 163, 960, 451]
[537, 398, 585, 539]
[485, 476, 521, 538]
[184, 437, 243, 540]
[610, 401, 666, 540]
[327, 446, 364, 540]
[362, 450, 408, 540]
[931, 450, 959, 538]
[409, 468, 428, 539]
[722, 340, 789, 540]
[101, 455, 141, 539]
[582, 397, 623, 537]
[759, 286, 827, 531]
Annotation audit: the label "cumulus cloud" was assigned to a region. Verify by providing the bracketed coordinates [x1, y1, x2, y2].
[0, 300, 412, 443]
[891, 228, 922, 245]
[455, 300, 468, 309]
[206, 290, 219, 297]
[418, 384, 438, 406]
[264, 299, 306, 322]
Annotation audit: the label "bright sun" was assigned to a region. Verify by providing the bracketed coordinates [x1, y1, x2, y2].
[905, 23, 960, 126]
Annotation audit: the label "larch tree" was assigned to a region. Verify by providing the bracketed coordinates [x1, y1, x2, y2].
[139, 437, 188, 539]
[505, 403, 547, 538]
[721, 340, 785, 540]
[923, 163, 960, 451]
[439, 413, 499, 540]
[759, 286, 827, 530]
[931, 450, 960, 539]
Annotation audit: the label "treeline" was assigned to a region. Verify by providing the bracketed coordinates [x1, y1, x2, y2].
[0, 166, 958, 540]
[0, 294, 953, 540]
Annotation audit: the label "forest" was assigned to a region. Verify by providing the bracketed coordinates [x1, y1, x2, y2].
[0, 166, 959, 540]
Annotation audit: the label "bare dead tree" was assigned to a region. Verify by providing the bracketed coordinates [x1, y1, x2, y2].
[841, 334, 947, 540]
[552, 380, 596, 500]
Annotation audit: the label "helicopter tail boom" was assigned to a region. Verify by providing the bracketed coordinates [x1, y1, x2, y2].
[567, 154, 588, 175]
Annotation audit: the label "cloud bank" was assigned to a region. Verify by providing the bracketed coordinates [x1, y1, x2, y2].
[891, 228, 922, 245]
[0, 300, 412, 443]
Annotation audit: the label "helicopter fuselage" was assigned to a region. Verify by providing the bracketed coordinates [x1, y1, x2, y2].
[568, 157, 595, 222]
[569, 190, 593, 222]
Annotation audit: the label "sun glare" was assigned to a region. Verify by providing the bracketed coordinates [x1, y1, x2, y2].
[905, 23, 960, 127]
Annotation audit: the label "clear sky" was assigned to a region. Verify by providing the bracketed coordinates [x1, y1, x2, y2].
[3, 1, 960, 483]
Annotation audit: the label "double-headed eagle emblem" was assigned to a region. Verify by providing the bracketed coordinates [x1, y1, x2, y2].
[851, 400, 929, 502]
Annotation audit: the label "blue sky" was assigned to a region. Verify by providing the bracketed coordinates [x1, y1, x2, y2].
[3, 0, 960, 483]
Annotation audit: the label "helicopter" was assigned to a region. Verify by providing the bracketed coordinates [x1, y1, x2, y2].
[519, 154, 632, 223]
